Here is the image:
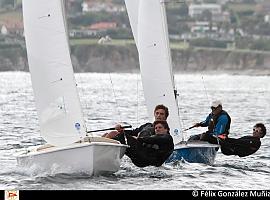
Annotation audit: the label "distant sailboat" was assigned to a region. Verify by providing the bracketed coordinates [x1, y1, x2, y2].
[125, 0, 219, 164]
[16, 0, 127, 175]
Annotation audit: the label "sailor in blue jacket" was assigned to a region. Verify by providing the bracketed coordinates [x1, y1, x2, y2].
[189, 100, 231, 144]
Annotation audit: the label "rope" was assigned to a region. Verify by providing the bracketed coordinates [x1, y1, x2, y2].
[201, 75, 220, 144]
[109, 73, 122, 123]
[136, 73, 140, 127]
[75, 73, 89, 134]
[176, 90, 187, 141]
[201, 75, 211, 106]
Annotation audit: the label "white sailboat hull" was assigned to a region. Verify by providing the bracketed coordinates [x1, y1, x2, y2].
[16, 139, 127, 175]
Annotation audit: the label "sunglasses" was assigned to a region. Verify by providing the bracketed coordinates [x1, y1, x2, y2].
[253, 128, 261, 133]
[211, 106, 218, 110]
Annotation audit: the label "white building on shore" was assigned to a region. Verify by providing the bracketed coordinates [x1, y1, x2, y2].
[189, 4, 222, 18]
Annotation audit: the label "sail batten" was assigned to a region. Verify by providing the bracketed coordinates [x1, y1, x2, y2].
[22, 0, 85, 146]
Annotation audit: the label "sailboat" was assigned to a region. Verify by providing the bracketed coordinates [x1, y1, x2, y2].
[124, 0, 219, 164]
[15, 0, 128, 175]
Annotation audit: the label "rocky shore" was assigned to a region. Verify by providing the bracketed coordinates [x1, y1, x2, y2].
[1, 44, 270, 75]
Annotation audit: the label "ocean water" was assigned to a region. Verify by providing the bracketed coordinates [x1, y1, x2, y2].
[0, 71, 269, 190]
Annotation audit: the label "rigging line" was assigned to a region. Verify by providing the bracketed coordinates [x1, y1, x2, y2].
[201, 75, 211, 106]
[22, 72, 29, 146]
[74, 72, 89, 135]
[136, 72, 140, 127]
[173, 75, 184, 140]
[97, 73, 108, 131]
[201, 75, 220, 144]
[175, 83, 187, 141]
[108, 73, 122, 123]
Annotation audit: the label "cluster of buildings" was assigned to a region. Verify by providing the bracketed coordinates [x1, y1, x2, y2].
[1, 0, 270, 44]
[69, 22, 117, 38]
[71, 0, 270, 42]
[81, 0, 125, 13]
[185, 1, 270, 42]
[68, 1, 234, 40]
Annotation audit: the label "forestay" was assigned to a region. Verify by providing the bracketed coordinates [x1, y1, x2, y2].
[125, 0, 182, 144]
[23, 0, 85, 146]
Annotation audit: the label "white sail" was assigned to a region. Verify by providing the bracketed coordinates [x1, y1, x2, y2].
[23, 0, 85, 146]
[124, 0, 140, 44]
[135, 0, 182, 144]
[124, 0, 219, 164]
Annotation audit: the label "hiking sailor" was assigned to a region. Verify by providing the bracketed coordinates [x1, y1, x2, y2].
[124, 120, 174, 167]
[219, 123, 266, 157]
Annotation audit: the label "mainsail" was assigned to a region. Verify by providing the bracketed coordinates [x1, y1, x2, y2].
[125, 0, 182, 144]
[23, 0, 85, 146]
[124, 0, 139, 44]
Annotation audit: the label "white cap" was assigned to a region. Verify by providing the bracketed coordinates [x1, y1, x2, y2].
[211, 100, 222, 108]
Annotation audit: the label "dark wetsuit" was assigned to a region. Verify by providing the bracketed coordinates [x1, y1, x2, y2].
[219, 136, 261, 157]
[111, 122, 173, 167]
[125, 133, 174, 167]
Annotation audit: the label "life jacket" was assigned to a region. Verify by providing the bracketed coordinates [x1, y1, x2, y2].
[208, 110, 231, 136]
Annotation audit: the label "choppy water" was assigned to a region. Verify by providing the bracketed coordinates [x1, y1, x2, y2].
[0, 71, 269, 190]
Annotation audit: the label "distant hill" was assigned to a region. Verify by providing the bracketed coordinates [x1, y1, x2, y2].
[1, 42, 270, 75]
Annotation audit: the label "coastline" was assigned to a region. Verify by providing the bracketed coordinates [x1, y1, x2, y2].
[1, 69, 270, 76]
[174, 69, 270, 76]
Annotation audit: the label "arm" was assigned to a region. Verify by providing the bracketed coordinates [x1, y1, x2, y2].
[137, 134, 170, 145]
[125, 123, 152, 136]
[199, 114, 211, 127]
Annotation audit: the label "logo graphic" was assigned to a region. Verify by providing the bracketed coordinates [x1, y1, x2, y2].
[75, 122, 81, 130]
[5, 190, 19, 200]
[174, 129, 179, 135]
